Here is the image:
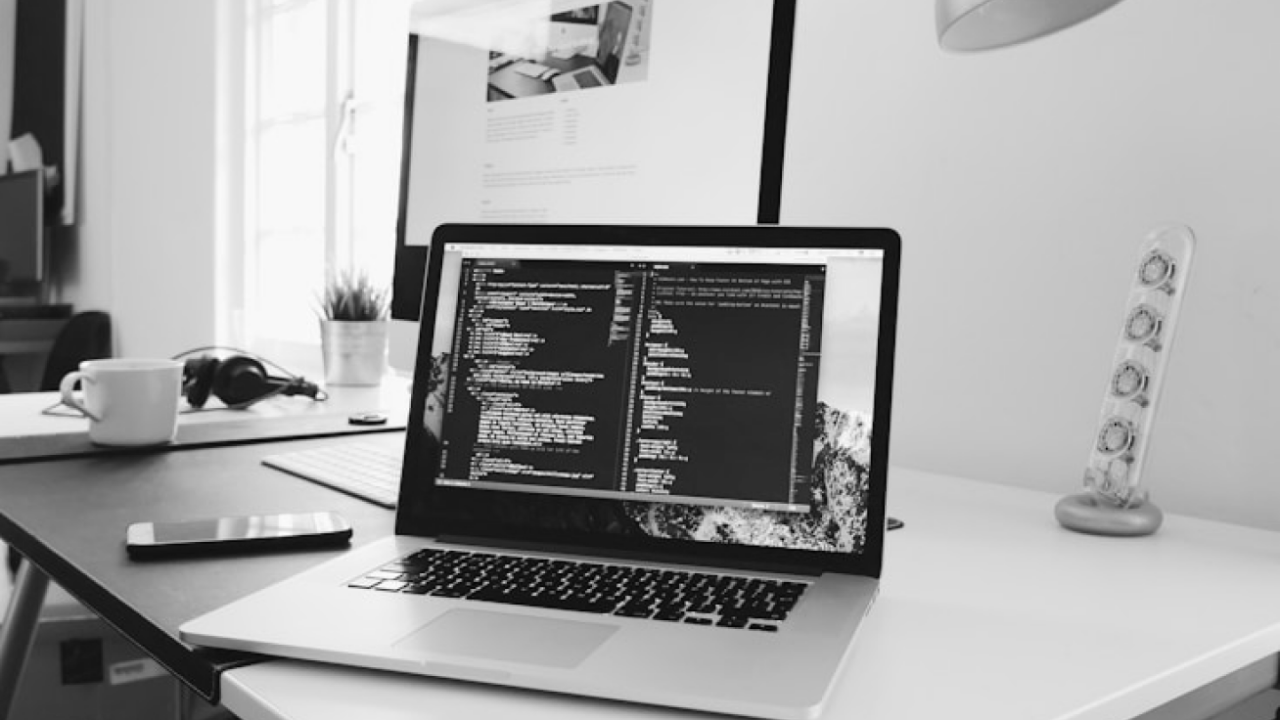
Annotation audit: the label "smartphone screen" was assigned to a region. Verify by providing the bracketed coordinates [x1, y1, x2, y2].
[127, 511, 352, 558]
[147, 512, 347, 543]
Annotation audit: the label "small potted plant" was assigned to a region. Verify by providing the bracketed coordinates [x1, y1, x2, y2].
[317, 269, 391, 386]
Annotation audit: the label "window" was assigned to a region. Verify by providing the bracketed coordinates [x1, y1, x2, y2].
[235, 0, 408, 372]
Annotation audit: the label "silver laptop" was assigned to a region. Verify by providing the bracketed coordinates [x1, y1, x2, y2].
[181, 223, 901, 720]
[552, 2, 632, 92]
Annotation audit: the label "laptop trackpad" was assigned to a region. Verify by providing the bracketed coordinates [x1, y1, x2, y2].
[395, 609, 619, 669]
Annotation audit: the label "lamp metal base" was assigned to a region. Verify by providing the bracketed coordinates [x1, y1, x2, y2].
[1055, 492, 1163, 537]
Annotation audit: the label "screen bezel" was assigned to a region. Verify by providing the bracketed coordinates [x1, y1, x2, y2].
[396, 223, 899, 578]
[390, 0, 799, 322]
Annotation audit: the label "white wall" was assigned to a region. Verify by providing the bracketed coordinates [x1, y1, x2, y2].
[783, 0, 1280, 528]
[65, 0, 223, 358]
[72, 0, 1280, 530]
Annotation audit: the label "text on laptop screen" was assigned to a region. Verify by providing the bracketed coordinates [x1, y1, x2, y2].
[425, 242, 884, 554]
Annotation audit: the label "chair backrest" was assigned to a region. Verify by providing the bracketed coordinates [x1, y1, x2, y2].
[39, 311, 113, 391]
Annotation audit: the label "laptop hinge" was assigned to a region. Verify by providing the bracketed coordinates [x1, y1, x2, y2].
[435, 535, 823, 578]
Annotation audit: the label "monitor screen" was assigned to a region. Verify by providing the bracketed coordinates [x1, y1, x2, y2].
[390, 0, 799, 366]
[0, 169, 45, 298]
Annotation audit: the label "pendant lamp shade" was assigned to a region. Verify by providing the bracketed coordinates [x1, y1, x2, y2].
[937, 0, 1126, 51]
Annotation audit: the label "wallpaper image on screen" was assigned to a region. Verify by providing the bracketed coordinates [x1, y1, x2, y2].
[620, 402, 873, 553]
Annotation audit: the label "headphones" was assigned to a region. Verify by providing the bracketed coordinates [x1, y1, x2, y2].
[178, 348, 325, 410]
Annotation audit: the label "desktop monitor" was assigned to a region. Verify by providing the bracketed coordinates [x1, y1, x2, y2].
[389, 0, 798, 372]
[0, 169, 45, 299]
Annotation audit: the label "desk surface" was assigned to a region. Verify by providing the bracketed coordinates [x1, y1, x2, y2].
[0, 382, 412, 702]
[217, 469, 1280, 720]
[7, 376, 1280, 720]
[0, 432, 404, 700]
[487, 54, 594, 100]
[0, 382, 410, 462]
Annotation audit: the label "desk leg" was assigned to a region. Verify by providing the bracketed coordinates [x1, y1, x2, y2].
[0, 561, 50, 720]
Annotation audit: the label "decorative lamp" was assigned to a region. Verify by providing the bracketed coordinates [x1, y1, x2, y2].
[936, 0, 1126, 51]
[1055, 225, 1196, 536]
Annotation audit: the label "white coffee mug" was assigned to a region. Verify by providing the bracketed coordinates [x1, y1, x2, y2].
[59, 359, 184, 446]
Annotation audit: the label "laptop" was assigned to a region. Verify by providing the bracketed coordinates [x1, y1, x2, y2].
[551, 2, 632, 92]
[181, 223, 901, 720]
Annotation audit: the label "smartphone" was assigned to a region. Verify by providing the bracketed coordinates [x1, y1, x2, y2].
[125, 511, 352, 559]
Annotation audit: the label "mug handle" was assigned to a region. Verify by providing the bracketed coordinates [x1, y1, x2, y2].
[59, 371, 102, 422]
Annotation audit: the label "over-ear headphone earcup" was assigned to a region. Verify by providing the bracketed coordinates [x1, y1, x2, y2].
[180, 350, 320, 409]
[183, 357, 220, 408]
[212, 355, 274, 407]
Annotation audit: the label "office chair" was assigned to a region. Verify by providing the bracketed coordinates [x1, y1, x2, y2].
[38, 310, 113, 391]
[6, 311, 112, 576]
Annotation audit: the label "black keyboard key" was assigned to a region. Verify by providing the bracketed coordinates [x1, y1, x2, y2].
[613, 604, 653, 619]
[686, 598, 719, 614]
[470, 588, 616, 614]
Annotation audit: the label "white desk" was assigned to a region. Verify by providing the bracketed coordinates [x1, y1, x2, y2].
[217, 469, 1280, 720]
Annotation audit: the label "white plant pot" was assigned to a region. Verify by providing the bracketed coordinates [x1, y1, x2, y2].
[320, 319, 389, 386]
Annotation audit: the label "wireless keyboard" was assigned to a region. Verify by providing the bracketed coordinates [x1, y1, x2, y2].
[262, 441, 403, 508]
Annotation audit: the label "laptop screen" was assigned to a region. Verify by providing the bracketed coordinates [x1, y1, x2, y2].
[400, 225, 899, 576]
[594, 1, 633, 83]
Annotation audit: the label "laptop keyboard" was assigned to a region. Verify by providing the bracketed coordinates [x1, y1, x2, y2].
[348, 548, 808, 631]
